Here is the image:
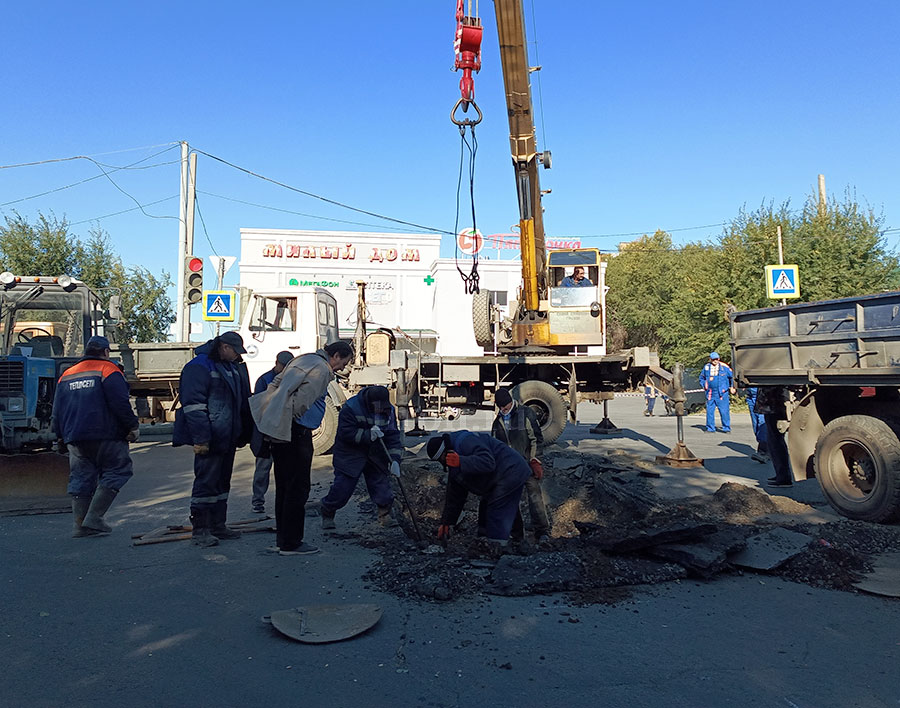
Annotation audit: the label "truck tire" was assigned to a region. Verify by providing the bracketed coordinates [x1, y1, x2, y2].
[814, 415, 900, 523]
[312, 398, 339, 456]
[512, 380, 567, 445]
[472, 289, 494, 349]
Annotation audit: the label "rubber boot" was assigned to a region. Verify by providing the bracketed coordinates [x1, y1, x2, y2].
[82, 487, 117, 534]
[191, 508, 219, 547]
[321, 506, 336, 531]
[210, 501, 241, 540]
[71, 496, 101, 538]
[377, 505, 398, 528]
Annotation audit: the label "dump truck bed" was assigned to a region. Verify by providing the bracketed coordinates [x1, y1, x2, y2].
[731, 291, 900, 387]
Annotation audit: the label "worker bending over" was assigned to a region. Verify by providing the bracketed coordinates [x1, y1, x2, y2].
[426, 431, 531, 543]
[320, 386, 402, 530]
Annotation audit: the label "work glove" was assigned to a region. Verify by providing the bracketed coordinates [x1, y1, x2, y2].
[437, 524, 452, 541]
[369, 426, 384, 441]
[389, 460, 401, 478]
[529, 458, 543, 479]
[56, 439, 68, 455]
[126, 428, 140, 443]
[445, 451, 460, 468]
[193, 442, 210, 456]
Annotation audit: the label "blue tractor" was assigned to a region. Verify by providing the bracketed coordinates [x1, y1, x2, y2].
[0, 272, 117, 511]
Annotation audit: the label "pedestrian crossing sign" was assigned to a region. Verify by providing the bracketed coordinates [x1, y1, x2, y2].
[765, 265, 800, 299]
[203, 290, 235, 321]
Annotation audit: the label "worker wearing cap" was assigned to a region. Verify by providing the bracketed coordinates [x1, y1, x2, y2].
[173, 331, 252, 547]
[53, 335, 140, 538]
[250, 350, 294, 514]
[426, 430, 531, 543]
[490, 388, 550, 543]
[320, 386, 402, 531]
[699, 351, 735, 433]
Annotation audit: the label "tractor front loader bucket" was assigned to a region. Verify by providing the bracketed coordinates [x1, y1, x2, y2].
[0, 452, 70, 515]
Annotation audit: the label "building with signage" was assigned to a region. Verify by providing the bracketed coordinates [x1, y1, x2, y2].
[237, 228, 578, 356]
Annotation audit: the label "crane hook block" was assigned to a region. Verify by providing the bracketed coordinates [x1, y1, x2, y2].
[453, 1, 483, 103]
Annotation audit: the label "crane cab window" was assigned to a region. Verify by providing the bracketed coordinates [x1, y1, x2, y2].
[548, 249, 600, 308]
[250, 297, 297, 332]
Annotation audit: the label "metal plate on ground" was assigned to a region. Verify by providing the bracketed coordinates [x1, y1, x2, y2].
[853, 552, 900, 598]
[269, 604, 382, 644]
[729, 527, 813, 570]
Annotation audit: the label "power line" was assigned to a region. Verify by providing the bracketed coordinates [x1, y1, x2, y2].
[197, 190, 426, 234]
[0, 142, 181, 170]
[69, 195, 179, 225]
[194, 195, 219, 257]
[192, 147, 455, 236]
[0, 146, 181, 208]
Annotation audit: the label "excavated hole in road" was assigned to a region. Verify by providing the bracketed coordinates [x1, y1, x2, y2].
[349, 450, 900, 604]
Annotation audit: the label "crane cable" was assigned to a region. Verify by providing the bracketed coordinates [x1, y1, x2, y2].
[453, 123, 480, 295]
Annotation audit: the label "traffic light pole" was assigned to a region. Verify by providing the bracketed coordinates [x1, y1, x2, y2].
[184, 153, 198, 340]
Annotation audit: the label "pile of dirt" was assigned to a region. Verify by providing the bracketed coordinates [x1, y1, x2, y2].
[355, 450, 900, 604]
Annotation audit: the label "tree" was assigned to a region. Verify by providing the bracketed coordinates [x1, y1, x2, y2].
[0, 214, 174, 343]
[605, 191, 898, 370]
[0, 212, 81, 277]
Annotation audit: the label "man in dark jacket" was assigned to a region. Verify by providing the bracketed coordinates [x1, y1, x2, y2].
[491, 388, 550, 542]
[426, 430, 531, 543]
[53, 335, 140, 538]
[173, 331, 252, 547]
[250, 350, 294, 514]
[320, 386, 402, 531]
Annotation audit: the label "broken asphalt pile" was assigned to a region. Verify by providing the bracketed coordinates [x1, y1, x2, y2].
[354, 450, 900, 604]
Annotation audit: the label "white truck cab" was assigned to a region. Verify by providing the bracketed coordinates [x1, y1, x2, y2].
[237, 286, 340, 388]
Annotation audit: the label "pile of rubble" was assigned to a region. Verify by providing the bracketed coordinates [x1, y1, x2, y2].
[356, 450, 900, 604]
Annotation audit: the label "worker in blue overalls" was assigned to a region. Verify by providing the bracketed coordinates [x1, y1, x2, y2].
[699, 351, 735, 433]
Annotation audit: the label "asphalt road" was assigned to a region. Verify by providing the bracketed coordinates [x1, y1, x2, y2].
[2, 398, 898, 708]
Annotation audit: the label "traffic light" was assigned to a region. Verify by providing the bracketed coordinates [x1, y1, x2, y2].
[184, 255, 204, 304]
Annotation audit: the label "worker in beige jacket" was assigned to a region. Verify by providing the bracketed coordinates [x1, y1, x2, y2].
[249, 341, 353, 555]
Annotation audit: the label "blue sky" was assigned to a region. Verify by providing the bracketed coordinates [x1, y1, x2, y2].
[2, 0, 899, 291]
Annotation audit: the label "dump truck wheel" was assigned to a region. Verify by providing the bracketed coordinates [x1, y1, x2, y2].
[814, 415, 900, 522]
[472, 289, 494, 349]
[512, 380, 567, 445]
[312, 398, 339, 455]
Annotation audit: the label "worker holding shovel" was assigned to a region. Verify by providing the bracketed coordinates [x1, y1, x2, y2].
[319, 386, 402, 530]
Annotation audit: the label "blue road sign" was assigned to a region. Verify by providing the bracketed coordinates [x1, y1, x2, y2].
[765, 265, 800, 299]
[203, 290, 235, 321]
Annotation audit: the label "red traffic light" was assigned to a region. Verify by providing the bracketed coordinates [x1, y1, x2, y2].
[187, 257, 203, 273]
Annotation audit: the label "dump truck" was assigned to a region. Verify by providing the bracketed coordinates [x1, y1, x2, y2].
[731, 291, 900, 522]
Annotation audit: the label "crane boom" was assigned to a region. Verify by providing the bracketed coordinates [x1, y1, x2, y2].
[495, 0, 546, 312]
[456, 1, 605, 353]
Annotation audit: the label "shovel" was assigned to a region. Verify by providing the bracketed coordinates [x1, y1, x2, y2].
[376, 436, 424, 542]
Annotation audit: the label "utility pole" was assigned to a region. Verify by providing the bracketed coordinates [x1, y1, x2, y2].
[818, 173, 827, 216]
[215, 257, 225, 337]
[777, 224, 786, 306]
[175, 141, 189, 341]
[183, 152, 198, 341]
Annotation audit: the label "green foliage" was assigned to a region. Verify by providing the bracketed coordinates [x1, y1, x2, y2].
[0, 214, 174, 343]
[606, 192, 899, 369]
[0, 213, 81, 277]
